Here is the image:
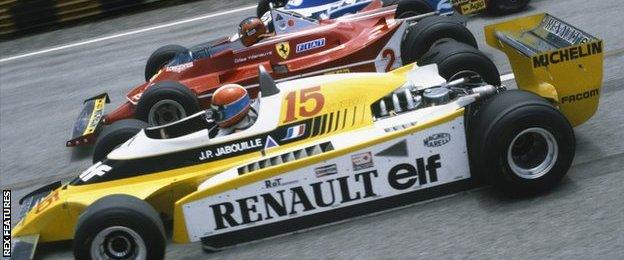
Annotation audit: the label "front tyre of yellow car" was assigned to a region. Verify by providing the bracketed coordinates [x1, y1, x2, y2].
[468, 90, 575, 197]
[73, 195, 166, 260]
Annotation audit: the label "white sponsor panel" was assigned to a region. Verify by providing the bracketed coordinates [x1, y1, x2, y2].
[183, 116, 469, 241]
[374, 22, 407, 72]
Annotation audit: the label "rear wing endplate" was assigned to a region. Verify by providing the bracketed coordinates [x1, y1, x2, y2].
[485, 13, 604, 126]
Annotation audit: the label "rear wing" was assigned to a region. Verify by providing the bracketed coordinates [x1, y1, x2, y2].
[485, 13, 604, 126]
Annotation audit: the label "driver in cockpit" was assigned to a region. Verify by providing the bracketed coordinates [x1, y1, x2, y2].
[238, 17, 275, 47]
[210, 84, 258, 137]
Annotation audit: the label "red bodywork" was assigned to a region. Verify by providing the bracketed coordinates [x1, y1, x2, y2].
[105, 4, 401, 126]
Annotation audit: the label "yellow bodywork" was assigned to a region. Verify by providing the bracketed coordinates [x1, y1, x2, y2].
[485, 13, 604, 126]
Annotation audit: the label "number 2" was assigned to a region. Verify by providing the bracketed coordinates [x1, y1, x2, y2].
[383, 49, 396, 72]
[283, 86, 325, 123]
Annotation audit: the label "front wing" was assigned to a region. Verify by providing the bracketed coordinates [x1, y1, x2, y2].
[66, 93, 109, 147]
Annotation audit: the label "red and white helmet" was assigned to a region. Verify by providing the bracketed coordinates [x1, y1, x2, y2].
[211, 84, 251, 128]
[239, 17, 267, 47]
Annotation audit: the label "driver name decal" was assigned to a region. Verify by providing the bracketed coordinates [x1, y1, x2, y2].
[199, 138, 262, 161]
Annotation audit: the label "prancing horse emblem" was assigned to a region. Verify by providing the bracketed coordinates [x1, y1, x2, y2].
[275, 42, 290, 59]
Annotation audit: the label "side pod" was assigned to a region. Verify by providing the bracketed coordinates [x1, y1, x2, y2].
[485, 13, 604, 126]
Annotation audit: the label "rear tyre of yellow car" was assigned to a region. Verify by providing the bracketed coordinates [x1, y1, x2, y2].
[468, 90, 575, 196]
[93, 119, 149, 163]
[73, 194, 166, 260]
[419, 40, 500, 86]
[400, 16, 477, 65]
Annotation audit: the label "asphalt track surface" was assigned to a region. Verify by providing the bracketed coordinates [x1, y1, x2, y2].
[1, 0, 623, 258]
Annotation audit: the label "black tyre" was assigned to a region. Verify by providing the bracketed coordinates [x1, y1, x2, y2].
[257, 0, 288, 17]
[145, 44, 187, 81]
[135, 81, 200, 126]
[487, 0, 530, 14]
[395, 0, 434, 18]
[73, 194, 166, 260]
[420, 40, 501, 86]
[469, 90, 575, 196]
[93, 119, 148, 163]
[400, 16, 477, 65]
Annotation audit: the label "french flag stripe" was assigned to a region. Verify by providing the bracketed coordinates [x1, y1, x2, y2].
[284, 124, 305, 140]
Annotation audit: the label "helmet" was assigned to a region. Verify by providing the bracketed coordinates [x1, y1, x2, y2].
[211, 84, 251, 128]
[239, 17, 267, 47]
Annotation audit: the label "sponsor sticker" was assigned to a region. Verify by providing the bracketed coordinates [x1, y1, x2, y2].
[263, 178, 299, 189]
[282, 124, 306, 141]
[314, 164, 338, 178]
[264, 136, 279, 149]
[79, 161, 112, 182]
[351, 152, 374, 171]
[275, 42, 291, 59]
[561, 89, 600, 104]
[423, 133, 451, 147]
[531, 41, 602, 68]
[541, 16, 593, 45]
[324, 68, 350, 75]
[296, 38, 326, 53]
[165, 62, 193, 73]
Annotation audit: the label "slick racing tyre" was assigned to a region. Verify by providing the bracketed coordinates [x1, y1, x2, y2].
[73, 195, 166, 260]
[145, 44, 187, 81]
[257, 0, 288, 17]
[400, 16, 477, 65]
[395, 0, 434, 18]
[135, 81, 200, 126]
[469, 90, 575, 196]
[419, 40, 500, 86]
[93, 119, 148, 163]
[487, 0, 530, 14]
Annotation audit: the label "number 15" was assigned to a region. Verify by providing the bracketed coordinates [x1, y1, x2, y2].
[283, 86, 325, 123]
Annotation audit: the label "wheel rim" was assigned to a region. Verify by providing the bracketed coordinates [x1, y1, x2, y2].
[507, 127, 558, 179]
[148, 99, 186, 125]
[91, 226, 146, 260]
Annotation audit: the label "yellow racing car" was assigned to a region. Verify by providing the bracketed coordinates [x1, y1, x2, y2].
[11, 13, 603, 260]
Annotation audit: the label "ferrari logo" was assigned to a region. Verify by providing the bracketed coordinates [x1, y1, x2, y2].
[275, 42, 290, 59]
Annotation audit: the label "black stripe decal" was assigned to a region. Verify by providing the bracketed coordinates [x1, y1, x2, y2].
[351, 106, 357, 126]
[319, 114, 328, 136]
[342, 109, 348, 130]
[327, 112, 334, 134]
[334, 110, 341, 132]
[311, 116, 322, 137]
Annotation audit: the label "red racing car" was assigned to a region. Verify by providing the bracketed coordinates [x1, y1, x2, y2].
[69, 0, 483, 159]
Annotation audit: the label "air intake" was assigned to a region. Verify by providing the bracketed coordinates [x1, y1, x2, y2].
[238, 142, 334, 175]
